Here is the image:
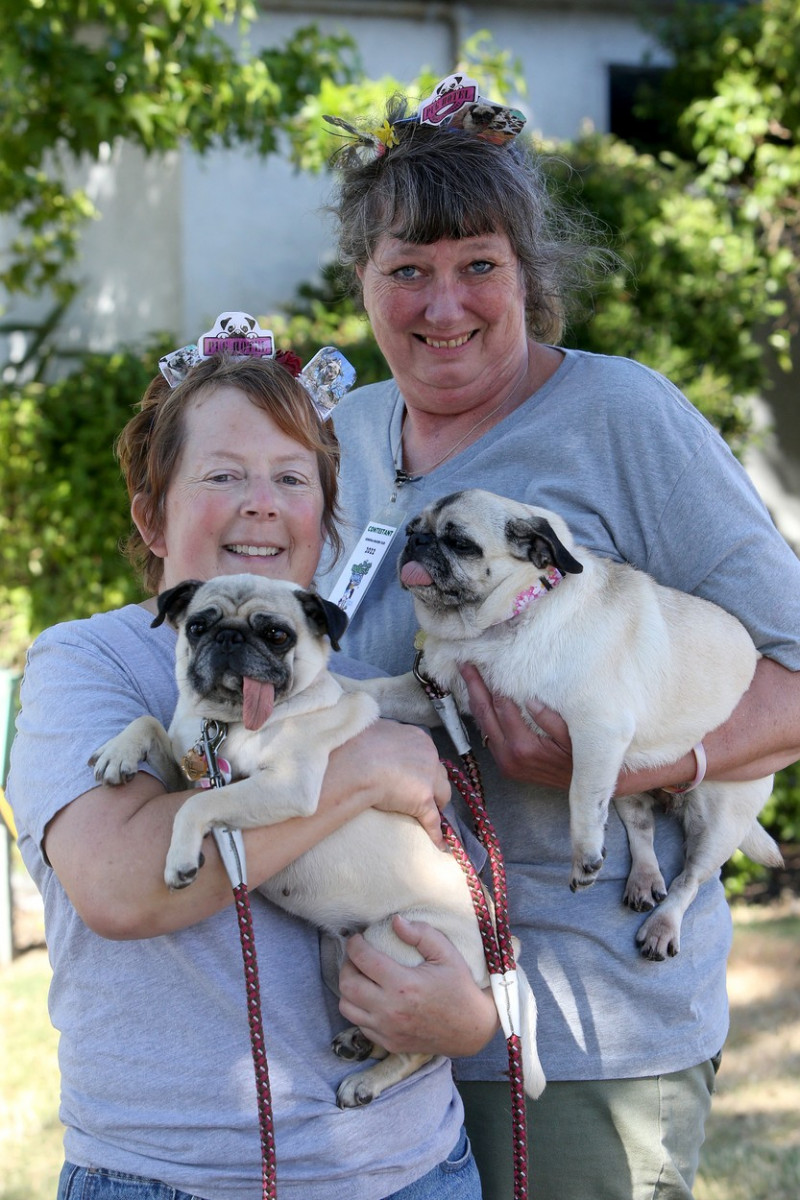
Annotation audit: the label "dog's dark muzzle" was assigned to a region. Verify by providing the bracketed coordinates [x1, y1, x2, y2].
[193, 630, 289, 694]
[213, 626, 246, 652]
[402, 530, 436, 560]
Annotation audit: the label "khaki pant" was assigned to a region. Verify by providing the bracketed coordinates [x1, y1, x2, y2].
[459, 1055, 720, 1199]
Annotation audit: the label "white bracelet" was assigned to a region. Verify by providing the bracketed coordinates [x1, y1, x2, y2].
[663, 742, 707, 795]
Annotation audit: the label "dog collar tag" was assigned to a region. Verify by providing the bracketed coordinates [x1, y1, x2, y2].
[326, 505, 405, 620]
[181, 747, 208, 782]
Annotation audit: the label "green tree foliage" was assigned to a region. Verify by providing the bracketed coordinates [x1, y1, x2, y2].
[554, 134, 768, 452]
[640, 0, 800, 368]
[0, 341, 168, 656]
[0, 1, 358, 661]
[0, 0, 357, 300]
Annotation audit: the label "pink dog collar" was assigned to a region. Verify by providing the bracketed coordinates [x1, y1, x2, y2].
[510, 566, 564, 618]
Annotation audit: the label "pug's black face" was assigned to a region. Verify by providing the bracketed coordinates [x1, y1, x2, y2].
[397, 489, 584, 626]
[398, 492, 487, 612]
[153, 575, 349, 723]
[181, 602, 296, 710]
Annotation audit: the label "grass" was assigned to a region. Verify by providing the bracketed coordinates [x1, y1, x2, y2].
[694, 900, 800, 1200]
[1, 895, 798, 1200]
[0, 948, 63, 1200]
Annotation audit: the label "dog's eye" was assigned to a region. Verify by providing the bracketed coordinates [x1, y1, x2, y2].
[186, 619, 207, 639]
[250, 614, 296, 650]
[264, 627, 290, 647]
[442, 533, 482, 557]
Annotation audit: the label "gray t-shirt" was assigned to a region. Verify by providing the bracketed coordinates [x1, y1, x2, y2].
[7, 605, 463, 1200]
[324, 347, 800, 1084]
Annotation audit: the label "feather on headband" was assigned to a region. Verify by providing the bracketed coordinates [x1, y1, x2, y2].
[323, 72, 526, 161]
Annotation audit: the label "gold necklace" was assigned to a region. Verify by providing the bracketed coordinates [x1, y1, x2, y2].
[395, 381, 521, 484]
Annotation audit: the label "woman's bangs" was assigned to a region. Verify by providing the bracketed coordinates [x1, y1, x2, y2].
[390, 190, 498, 245]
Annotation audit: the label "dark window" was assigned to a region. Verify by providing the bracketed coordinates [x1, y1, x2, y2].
[608, 65, 671, 154]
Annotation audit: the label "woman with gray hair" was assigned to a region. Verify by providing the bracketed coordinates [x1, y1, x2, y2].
[321, 75, 800, 1199]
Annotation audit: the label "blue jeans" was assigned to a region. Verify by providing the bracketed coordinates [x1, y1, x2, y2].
[387, 1127, 481, 1198]
[56, 1166, 203, 1200]
[56, 1130, 481, 1200]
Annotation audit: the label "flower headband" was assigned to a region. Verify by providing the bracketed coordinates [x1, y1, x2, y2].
[158, 311, 356, 422]
[324, 72, 526, 161]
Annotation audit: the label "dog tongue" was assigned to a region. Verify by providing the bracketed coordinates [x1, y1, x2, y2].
[400, 560, 434, 588]
[242, 678, 275, 731]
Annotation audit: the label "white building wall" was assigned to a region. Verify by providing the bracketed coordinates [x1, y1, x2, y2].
[16, 3, 666, 351]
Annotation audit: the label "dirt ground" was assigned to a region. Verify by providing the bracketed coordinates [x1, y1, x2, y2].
[695, 892, 800, 1200]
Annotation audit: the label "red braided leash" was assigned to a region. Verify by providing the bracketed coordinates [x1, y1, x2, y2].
[199, 717, 277, 1200]
[411, 658, 529, 1197]
[443, 760, 529, 1200]
[231, 880, 278, 1200]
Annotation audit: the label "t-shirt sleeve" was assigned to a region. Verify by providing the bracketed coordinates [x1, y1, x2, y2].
[8, 623, 172, 865]
[641, 431, 800, 668]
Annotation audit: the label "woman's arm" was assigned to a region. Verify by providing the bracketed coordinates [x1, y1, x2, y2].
[45, 718, 450, 940]
[460, 657, 800, 795]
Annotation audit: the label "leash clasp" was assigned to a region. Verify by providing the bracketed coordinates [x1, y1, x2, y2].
[200, 718, 228, 788]
[413, 650, 472, 757]
[198, 718, 246, 889]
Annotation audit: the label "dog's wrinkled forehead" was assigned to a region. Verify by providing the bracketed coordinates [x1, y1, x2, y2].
[185, 577, 301, 623]
[416, 490, 518, 547]
[410, 490, 582, 573]
[156, 574, 349, 652]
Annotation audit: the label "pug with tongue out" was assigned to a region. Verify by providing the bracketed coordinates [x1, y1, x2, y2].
[90, 573, 380, 891]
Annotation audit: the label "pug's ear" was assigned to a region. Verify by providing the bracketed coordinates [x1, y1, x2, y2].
[295, 590, 349, 651]
[152, 580, 204, 628]
[505, 516, 583, 575]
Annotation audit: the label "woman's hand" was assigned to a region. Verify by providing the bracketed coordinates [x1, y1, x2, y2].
[325, 719, 450, 846]
[459, 663, 573, 788]
[338, 915, 499, 1058]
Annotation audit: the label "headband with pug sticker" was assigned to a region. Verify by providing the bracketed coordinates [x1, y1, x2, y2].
[413, 73, 526, 144]
[323, 72, 526, 161]
[158, 311, 356, 422]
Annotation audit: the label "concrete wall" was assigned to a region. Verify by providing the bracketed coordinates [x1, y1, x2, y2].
[13, 3, 666, 350]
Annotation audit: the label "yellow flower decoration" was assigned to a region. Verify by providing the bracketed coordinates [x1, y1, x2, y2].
[373, 119, 399, 149]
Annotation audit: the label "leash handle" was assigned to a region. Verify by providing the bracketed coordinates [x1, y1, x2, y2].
[413, 650, 472, 755]
[213, 827, 247, 889]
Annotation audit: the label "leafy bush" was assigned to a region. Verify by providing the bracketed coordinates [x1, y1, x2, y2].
[263, 263, 387, 387]
[553, 133, 772, 452]
[724, 765, 800, 897]
[0, 339, 171, 665]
